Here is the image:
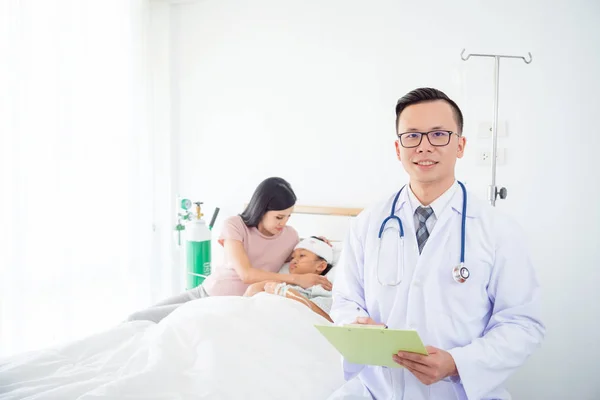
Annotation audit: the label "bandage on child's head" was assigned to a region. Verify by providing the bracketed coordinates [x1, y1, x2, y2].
[294, 237, 333, 264]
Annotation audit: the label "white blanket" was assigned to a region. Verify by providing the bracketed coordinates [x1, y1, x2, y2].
[0, 293, 345, 399]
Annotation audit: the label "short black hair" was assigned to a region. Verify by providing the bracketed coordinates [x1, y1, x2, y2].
[310, 236, 333, 276]
[395, 87, 464, 134]
[240, 177, 297, 227]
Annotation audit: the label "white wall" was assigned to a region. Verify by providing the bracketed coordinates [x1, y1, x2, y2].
[165, 0, 600, 398]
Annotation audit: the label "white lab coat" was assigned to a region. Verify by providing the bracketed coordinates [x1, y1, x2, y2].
[329, 185, 545, 400]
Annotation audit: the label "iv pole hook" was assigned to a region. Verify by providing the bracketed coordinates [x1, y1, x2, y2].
[461, 48, 532, 64]
[460, 48, 532, 206]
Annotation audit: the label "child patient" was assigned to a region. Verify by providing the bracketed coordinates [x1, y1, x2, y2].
[244, 236, 334, 322]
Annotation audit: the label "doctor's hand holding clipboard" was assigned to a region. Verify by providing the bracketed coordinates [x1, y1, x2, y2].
[352, 317, 460, 386]
[326, 88, 546, 400]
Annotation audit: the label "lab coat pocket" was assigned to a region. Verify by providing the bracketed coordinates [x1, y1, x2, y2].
[427, 259, 492, 325]
[430, 379, 462, 400]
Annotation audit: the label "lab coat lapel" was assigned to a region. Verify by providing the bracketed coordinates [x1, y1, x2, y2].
[394, 190, 420, 283]
[394, 187, 415, 236]
[380, 190, 420, 327]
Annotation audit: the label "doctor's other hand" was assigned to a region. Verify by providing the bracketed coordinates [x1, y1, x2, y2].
[353, 317, 386, 327]
[294, 273, 332, 291]
[392, 346, 458, 385]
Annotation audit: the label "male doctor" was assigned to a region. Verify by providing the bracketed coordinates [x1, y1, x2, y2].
[329, 88, 545, 399]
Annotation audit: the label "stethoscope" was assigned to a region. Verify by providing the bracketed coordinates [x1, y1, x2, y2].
[376, 181, 469, 286]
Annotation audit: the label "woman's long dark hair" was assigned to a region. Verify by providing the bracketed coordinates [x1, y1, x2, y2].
[240, 177, 297, 227]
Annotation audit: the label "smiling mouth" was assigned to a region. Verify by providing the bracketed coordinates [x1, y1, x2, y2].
[414, 160, 438, 166]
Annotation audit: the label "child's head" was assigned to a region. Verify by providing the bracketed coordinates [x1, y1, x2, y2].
[289, 236, 333, 276]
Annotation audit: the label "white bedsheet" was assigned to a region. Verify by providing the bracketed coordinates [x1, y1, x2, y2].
[0, 293, 345, 399]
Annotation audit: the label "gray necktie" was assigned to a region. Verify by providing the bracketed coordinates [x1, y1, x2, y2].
[415, 206, 434, 254]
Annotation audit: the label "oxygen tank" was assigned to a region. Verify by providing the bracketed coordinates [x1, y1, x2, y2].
[185, 201, 212, 289]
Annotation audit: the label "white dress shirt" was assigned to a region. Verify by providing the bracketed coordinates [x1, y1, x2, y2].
[407, 180, 458, 240]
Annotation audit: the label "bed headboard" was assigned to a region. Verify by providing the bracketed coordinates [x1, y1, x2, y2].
[239, 204, 363, 241]
[289, 205, 362, 243]
[291, 205, 362, 217]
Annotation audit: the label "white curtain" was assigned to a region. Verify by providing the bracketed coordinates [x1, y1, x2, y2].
[0, 0, 164, 357]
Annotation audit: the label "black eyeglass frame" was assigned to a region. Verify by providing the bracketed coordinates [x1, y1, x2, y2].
[396, 130, 460, 148]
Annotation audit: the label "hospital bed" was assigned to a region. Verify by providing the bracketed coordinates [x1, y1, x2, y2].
[0, 205, 361, 400]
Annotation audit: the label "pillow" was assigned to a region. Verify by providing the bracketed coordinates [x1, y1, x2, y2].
[331, 241, 343, 265]
[324, 266, 337, 284]
[279, 262, 290, 274]
[325, 241, 343, 284]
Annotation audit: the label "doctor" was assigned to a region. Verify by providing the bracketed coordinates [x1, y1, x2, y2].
[329, 87, 545, 399]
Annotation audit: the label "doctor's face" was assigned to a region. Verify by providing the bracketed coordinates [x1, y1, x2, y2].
[395, 100, 466, 186]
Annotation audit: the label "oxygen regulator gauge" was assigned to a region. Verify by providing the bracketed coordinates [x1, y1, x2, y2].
[180, 198, 192, 211]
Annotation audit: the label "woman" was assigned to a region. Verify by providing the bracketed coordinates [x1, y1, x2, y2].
[127, 177, 332, 323]
[244, 236, 335, 322]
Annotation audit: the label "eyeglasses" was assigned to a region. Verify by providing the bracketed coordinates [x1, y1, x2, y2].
[396, 130, 458, 148]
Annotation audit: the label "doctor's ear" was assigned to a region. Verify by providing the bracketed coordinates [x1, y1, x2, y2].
[395, 140, 402, 161]
[456, 135, 466, 158]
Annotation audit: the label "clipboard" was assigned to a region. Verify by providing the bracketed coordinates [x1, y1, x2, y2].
[315, 324, 428, 368]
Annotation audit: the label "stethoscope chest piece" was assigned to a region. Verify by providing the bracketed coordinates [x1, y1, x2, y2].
[452, 264, 470, 283]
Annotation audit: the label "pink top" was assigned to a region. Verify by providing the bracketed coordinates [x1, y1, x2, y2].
[202, 215, 299, 296]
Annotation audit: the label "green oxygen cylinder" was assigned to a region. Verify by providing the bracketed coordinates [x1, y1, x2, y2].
[185, 202, 212, 289]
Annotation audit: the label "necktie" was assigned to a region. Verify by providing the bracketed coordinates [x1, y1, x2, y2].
[415, 206, 434, 254]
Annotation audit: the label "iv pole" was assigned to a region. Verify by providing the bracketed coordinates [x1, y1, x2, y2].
[460, 49, 532, 206]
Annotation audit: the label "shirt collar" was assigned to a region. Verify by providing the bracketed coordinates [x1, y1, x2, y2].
[407, 180, 458, 218]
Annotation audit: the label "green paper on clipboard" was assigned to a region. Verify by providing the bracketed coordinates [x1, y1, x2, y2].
[315, 324, 428, 368]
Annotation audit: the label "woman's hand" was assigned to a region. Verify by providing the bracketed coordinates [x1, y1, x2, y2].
[293, 273, 332, 291]
[316, 236, 333, 247]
